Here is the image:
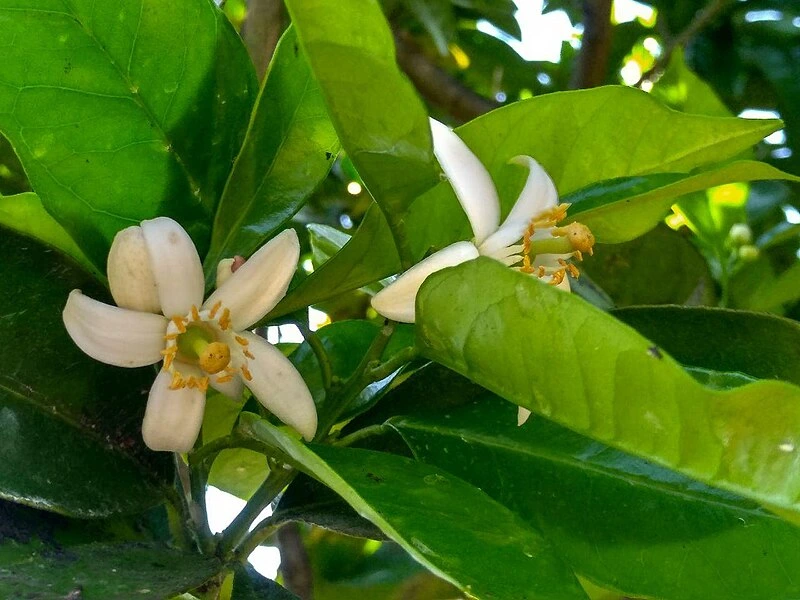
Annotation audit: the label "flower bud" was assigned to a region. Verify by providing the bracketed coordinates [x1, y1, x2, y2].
[729, 223, 752, 246]
[738, 245, 759, 261]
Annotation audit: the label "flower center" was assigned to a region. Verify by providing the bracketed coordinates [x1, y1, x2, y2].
[519, 204, 595, 285]
[160, 302, 255, 391]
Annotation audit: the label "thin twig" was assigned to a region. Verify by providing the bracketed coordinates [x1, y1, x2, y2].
[393, 28, 498, 122]
[637, 0, 735, 86]
[295, 320, 334, 392]
[570, 0, 614, 89]
[333, 424, 387, 447]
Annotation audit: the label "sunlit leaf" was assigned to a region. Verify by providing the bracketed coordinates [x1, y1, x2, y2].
[205, 26, 340, 276]
[416, 258, 800, 516]
[0, 0, 257, 268]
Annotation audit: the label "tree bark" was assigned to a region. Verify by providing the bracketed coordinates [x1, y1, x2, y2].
[570, 0, 614, 89]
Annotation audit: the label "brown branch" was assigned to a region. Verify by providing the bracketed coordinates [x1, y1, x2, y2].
[242, 0, 287, 80]
[277, 522, 314, 600]
[570, 0, 614, 89]
[637, 0, 735, 85]
[393, 29, 498, 123]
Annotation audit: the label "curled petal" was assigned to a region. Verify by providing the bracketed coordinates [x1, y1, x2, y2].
[203, 230, 299, 331]
[142, 369, 206, 452]
[241, 332, 317, 441]
[141, 217, 204, 318]
[371, 241, 479, 323]
[107, 225, 161, 313]
[479, 156, 559, 258]
[430, 119, 500, 246]
[209, 371, 244, 400]
[63, 290, 167, 367]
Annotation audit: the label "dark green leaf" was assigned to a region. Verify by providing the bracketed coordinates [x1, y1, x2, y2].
[242, 416, 588, 600]
[0, 230, 169, 517]
[205, 27, 340, 275]
[0, 0, 257, 267]
[284, 0, 440, 235]
[0, 542, 219, 600]
[416, 258, 800, 516]
[581, 224, 714, 306]
[0, 192, 102, 280]
[389, 397, 800, 600]
[232, 564, 299, 600]
[612, 305, 800, 385]
[406, 0, 456, 55]
[744, 261, 800, 312]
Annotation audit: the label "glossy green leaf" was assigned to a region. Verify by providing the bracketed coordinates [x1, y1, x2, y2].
[744, 261, 800, 312]
[0, 542, 219, 600]
[0, 230, 170, 517]
[290, 320, 415, 422]
[272, 204, 400, 318]
[0, 192, 101, 280]
[565, 160, 798, 244]
[308, 223, 352, 267]
[284, 0, 440, 237]
[651, 48, 731, 117]
[389, 397, 800, 600]
[0, 0, 257, 268]
[205, 27, 340, 274]
[208, 449, 268, 501]
[233, 564, 299, 600]
[241, 415, 588, 600]
[416, 258, 800, 516]
[612, 306, 800, 385]
[582, 224, 713, 306]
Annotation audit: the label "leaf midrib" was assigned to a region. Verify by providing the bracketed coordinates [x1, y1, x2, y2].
[391, 419, 778, 520]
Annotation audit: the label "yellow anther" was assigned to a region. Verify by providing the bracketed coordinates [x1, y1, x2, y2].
[198, 341, 231, 374]
[243, 349, 255, 359]
[550, 269, 566, 286]
[171, 316, 187, 334]
[235, 335, 249, 346]
[216, 373, 234, 384]
[241, 364, 253, 381]
[566, 263, 581, 278]
[160, 345, 177, 370]
[169, 371, 184, 390]
[191, 305, 201, 322]
[164, 332, 179, 341]
[551, 222, 595, 254]
[573, 250, 584, 262]
[208, 301, 222, 319]
[218, 308, 231, 331]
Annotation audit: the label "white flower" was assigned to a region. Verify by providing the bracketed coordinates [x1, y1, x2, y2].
[371, 120, 595, 427]
[63, 217, 317, 452]
[371, 119, 595, 324]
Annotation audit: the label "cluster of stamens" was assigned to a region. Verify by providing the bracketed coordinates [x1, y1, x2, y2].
[160, 301, 254, 391]
[518, 203, 595, 285]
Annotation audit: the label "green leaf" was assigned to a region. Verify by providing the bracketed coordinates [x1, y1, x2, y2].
[566, 160, 798, 244]
[582, 224, 713, 306]
[406, 0, 456, 56]
[612, 305, 800, 385]
[272, 204, 400, 318]
[205, 26, 340, 275]
[233, 564, 299, 600]
[0, 541, 219, 600]
[0, 230, 170, 517]
[416, 258, 800, 516]
[241, 416, 588, 600]
[284, 0, 440, 245]
[0, 0, 257, 268]
[744, 261, 800, 312]
[208, 449, 268, 501]
[389, 397, 800, 600]
[0, 192, 102, 280]
[651, 48, 732, 117]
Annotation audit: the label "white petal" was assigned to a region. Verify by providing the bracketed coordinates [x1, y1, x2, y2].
[142, 369, 206, 452]
[63, 290, 167, 367]
[371, 241, 479, 323]
[241, 332, 317, 441]
[430, 118, 500, 246]
[141, 217, 204, 318]
[107, 225, 161, 313]
[517, 407, 532, 426]
[479, 156, 559, 258]
[216, 258, 235, 289]
[203, 229, 299, 331]
[209, 371, 244, 400]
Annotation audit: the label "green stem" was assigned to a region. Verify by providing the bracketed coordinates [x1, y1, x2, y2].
[313, 321, 397, 441]
[218, 466, 296, 557]
[190, 434, 265, 469]
[174, 453, 203, 551]
[333, 424, 387, 447]
[366, 346, 418, 381]
[296, 320, 334, 391]
[233, 516, 280, 562]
